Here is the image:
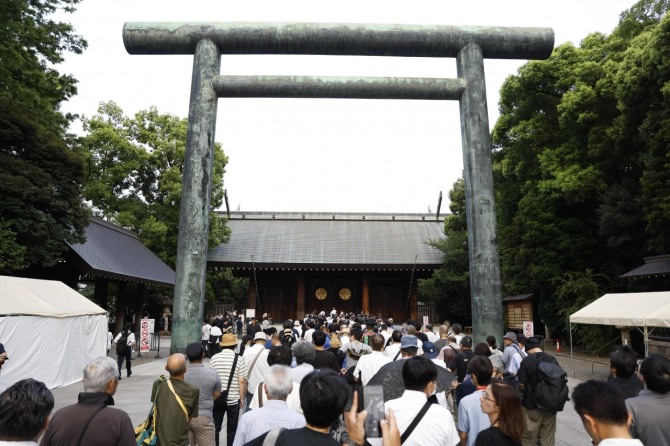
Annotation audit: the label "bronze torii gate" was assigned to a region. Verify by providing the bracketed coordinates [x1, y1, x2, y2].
[123, 22, 554, 353]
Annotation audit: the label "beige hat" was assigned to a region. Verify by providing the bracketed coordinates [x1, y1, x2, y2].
[340, 326, 350, 334]
[220, 333, 237, 347]
[253, 332, 267, 341]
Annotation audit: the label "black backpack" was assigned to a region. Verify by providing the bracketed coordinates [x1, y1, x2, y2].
[532, 355, 570, 411]
[116, 333, 128, 355]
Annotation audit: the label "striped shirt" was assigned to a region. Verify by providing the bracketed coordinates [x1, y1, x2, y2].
[210, 349, 248, 404]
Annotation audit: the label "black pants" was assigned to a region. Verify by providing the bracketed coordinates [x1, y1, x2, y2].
[117, 349, 131, 377]
[213, 401, 240, 446]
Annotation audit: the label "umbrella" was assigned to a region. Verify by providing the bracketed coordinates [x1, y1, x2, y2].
[366, 358, 456, 401]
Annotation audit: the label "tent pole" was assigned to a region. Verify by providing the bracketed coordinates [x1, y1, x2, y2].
[570, 322, 574, 378]
[644, 324, 648, 358]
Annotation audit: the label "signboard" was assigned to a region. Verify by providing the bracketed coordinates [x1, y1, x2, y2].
[246, 309, 255, 319]
[423, 316, 429, 325]
[140, 318, 152, 353]
[523, 321, 534, 338]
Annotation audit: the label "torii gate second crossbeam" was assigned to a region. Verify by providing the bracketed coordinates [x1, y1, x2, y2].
[122, 22, 554, 353]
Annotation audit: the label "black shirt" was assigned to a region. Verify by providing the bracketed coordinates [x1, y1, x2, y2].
[475, 426, 521, 446]
[311, 349, 342, 373]
[448, 349, 475, 382]
[607, 374, 644, 399]
[244, 427, 339, 446]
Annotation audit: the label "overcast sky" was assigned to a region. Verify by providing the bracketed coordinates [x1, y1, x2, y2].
[56, 0, 637, 214]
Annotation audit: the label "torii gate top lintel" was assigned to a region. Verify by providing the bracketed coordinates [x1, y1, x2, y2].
[123, 22, 554, 59]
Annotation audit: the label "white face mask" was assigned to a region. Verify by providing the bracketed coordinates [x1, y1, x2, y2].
[429, 381, 438, 397]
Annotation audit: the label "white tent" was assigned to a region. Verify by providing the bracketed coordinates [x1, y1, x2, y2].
[0, 276, 108, 390]
[569, 291, 670, 357]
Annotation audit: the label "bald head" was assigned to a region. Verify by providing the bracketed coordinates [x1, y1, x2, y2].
[166, 354, 187, 379]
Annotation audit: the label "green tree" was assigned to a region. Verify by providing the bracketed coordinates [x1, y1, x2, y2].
[79, 102, 230, 268]
[491, 0, 670, 340]
[0, 0, 90, 271]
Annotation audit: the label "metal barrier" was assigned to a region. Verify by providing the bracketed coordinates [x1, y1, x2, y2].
[135, 332, 162, 359]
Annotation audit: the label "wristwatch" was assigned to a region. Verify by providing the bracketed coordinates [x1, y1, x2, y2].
[341, 433, 364, 446]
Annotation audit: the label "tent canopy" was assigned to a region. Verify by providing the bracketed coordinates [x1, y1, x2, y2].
[0, 276, 107, 390]
[0, 276, 106, 317]
[569, 292, 670, 328]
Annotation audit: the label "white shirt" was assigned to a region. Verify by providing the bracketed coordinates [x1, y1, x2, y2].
[210, 325, 223, 338]
[249, 380, 302, 413]
[242, 343, 270, 394]
[384, 343, 402, 360]
[353, 351, 392, 385]
[431, 358, 447, 369]
[232, 399, 306, 446]
[202, 323, 212, 341]
[290, 363, 314, 383]
[384, 390, 459, 446]
[303, 328, 315, 343]
[113, 332, 136, 346]
[425, 331, 438, 343]
[599, 440, 644, 446]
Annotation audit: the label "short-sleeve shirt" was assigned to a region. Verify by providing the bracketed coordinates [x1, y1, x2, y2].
[185, 363, 221, 418]
[448, 350, 474, 383]
[210, 349, 247, 404]
[151, 378, 199, 446]
[457, 390, 490, 446]
[114, 332, 136, 346]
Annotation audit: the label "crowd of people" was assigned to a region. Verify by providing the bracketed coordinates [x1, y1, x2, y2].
[0, 311, 668, 446]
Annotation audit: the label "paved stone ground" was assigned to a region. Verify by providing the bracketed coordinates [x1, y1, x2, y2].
[46, 334, 613, 445]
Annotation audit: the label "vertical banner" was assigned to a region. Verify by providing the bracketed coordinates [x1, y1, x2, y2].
[523, 321, 534, 338]
[140, 317, 151, 353]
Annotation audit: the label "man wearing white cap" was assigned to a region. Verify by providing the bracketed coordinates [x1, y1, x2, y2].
[242, 331, 270, 410]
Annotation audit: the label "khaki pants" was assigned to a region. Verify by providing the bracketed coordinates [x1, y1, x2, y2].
[189, 415, 216, 446]
[522, 407, 556, 446]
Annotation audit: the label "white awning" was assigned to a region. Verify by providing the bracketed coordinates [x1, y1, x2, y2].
[0, 276, 106, 317]
[569, 292, 670, 328]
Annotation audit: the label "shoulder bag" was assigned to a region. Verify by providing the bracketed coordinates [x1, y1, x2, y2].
[213, 353, 238, 410]
[135, 375, 166, 445]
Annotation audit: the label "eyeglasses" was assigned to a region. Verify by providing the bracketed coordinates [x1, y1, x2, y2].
[481, 392, 494, 402]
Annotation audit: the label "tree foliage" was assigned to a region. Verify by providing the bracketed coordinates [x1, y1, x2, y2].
[0, 0, 90, 272]
[78, 101, 230, 268]
[489, 0, 670, 345]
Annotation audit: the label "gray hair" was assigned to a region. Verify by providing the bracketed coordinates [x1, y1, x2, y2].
[291, 341, 315, 365]
[83, 356, 118, 392]
[264, 365, 294, 400]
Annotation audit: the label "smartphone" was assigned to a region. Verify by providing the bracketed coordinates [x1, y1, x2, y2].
[363, 385, 385, 438]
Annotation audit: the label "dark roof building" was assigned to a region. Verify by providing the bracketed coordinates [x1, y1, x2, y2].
[621, 255, 670, 279]
[208, 212, 445, 321]
[68, 217, 175, 288]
